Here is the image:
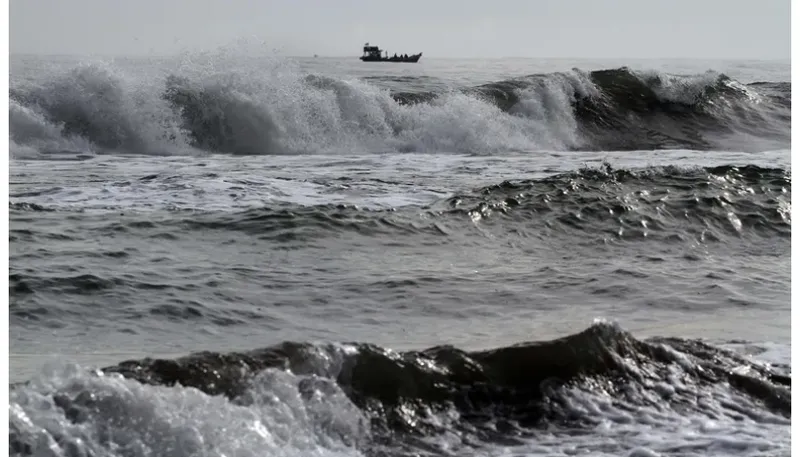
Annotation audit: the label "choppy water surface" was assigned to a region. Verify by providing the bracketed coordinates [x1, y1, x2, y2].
[9, 53, 791, 456]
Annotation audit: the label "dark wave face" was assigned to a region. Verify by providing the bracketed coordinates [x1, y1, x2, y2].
[161, 74, 283, 155]
[9, 322, 791, 456]
[435, 163, 791, 243]
[9, 63, 790, 157]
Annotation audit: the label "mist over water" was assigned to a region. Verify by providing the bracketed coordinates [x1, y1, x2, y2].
[9, 52, 791, 456]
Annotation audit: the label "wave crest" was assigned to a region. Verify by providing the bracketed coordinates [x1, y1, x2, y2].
[10, 322, 790, 455]
[10, 61, 790, 157]
[14, 322, 788, 434]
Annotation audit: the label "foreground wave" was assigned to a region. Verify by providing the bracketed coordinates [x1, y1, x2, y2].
[10, 321, 791, 456]
[10, 62, 790, 157]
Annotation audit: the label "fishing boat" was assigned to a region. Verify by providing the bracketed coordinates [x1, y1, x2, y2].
[360, 43, 422, 63]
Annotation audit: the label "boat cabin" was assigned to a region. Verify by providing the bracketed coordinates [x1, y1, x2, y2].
[362, 43, 386, 60]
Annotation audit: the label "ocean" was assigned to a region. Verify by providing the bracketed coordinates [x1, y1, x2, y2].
[9, 52, 791, 456]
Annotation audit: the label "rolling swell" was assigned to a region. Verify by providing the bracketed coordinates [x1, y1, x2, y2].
[9, 322, 791, 455]
[11, 164, 787, 245]
[185, 164, 791, 244]
[439, 163, 791, 242]
[10, 63, 790, 157]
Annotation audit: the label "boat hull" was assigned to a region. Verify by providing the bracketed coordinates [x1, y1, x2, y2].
[360, 53, 422, 63]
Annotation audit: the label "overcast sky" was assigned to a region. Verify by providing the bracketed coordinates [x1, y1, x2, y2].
[10, 0, 791, 59]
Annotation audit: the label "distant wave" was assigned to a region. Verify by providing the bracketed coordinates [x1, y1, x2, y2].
[9, 63, 790, 157]
[10, 321, 790, 455]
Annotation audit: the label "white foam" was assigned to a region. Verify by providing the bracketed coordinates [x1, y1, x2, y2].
[10, 339, 792, 457]
[11, 362, 367, 457]
[8, 56, 595, 158]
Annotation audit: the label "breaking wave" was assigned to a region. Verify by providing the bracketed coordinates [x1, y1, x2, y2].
[9, 61, 790, 158]
[10, 321, 791, 456]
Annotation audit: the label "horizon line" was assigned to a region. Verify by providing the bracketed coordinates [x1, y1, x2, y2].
[8, 52, 790, 62]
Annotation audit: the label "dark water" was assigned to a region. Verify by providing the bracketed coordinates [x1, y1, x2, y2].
[9, 55, 792, 456]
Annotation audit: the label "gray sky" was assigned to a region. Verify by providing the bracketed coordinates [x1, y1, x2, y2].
[10, 0, 791, 59]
